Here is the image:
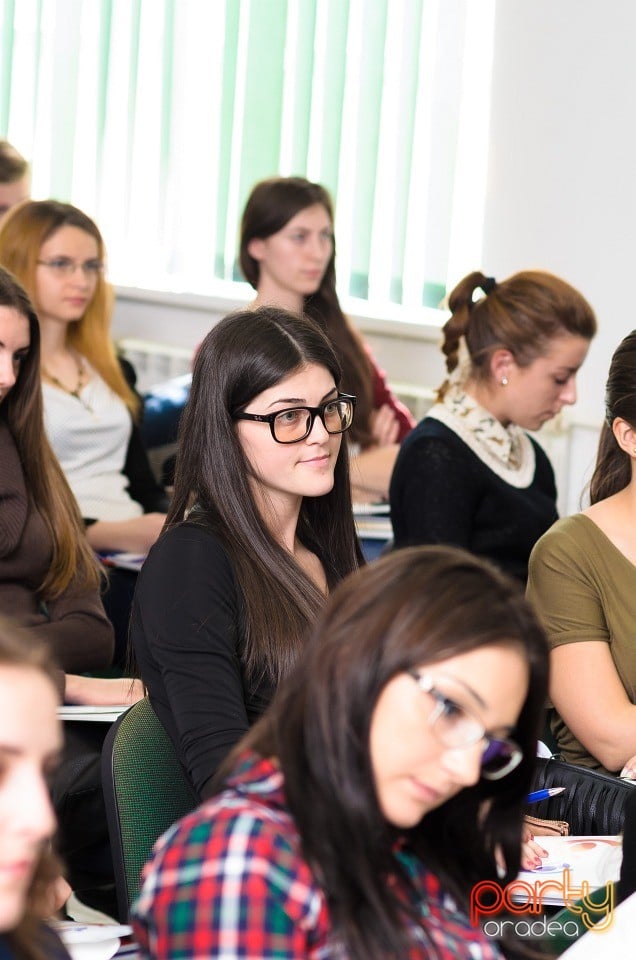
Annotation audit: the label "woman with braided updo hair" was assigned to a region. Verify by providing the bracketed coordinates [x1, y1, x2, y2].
[389, 270, 596, 581]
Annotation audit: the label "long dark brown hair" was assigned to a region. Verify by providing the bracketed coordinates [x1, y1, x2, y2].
[439, 269, 597, 399]
[589, 330, 636, 504]
[239, 176, 376, 447]
[0, 265, 100, 595]
[221, 545, 549, 960]
[168, 305, 362, 683]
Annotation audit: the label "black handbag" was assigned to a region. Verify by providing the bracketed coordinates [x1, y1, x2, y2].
[529, 756, 635, 835]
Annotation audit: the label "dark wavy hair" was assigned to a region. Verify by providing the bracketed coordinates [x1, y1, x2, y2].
[239, 176, 376, 447]
[168, 305, 362, 683]
[439, 269, 597, 399]
[223, 545, 550, 960]
[589, 329, 636, 504]
[0, 265, 100, 596]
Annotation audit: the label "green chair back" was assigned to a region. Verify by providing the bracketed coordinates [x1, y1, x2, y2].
[545, 883, 615, 955]
[101, 697, 198, 920]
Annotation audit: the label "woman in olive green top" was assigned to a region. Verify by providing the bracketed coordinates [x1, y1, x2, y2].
[527, 330, 636, 776]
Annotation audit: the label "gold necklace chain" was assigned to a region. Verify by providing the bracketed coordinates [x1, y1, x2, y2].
[43, 355, 94, 413]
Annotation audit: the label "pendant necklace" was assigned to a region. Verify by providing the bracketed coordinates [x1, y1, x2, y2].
[44, 354, 94, 414]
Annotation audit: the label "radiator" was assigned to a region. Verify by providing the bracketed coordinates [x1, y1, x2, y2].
[118, 336, 437, 419]
[117, 338, 192, 394]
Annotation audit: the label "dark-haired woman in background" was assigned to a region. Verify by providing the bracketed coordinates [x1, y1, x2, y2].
[133, 545, 549, 960]
[130, 306, 361, 799]
[528, 330, 636, 775]
[0, 263, 132, 701]
[0, 264, 141, 915]
[240, 176, 415, 502]
[390, 270, 596, 582]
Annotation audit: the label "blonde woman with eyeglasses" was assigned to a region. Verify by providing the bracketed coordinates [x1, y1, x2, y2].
[0, 200, 168, 558]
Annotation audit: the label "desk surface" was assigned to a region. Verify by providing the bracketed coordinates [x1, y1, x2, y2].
[354, 504, 392, 561]
[58, 705, 128, 723]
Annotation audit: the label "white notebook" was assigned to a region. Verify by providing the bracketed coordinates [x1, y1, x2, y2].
[58, 704, 129, 722]
[515, 835, 622, 905]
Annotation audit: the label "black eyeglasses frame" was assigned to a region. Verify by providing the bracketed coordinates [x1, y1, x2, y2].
[233, 392, 356, 444]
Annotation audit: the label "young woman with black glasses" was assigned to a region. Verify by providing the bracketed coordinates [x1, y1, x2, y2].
[130, 306, 363, 799]
[240, 175, 415, 503]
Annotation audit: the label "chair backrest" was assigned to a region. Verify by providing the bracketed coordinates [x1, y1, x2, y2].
[530, 756, 635, 835]
[101, 697, 198, 920]
[544, 883, 615, 956]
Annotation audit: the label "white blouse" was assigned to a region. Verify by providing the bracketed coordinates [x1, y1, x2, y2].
[43, 365, 143, 522]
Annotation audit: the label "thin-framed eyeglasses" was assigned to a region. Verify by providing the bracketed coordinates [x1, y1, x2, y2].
[37, 257, 104, 278]
[407, 669, 523, 780]
[234, 393, 356, 444]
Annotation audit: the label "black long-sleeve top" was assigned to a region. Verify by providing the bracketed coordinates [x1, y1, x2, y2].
[130, 523, 275, 799]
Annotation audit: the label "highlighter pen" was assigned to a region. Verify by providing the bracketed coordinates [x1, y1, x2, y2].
[526, 786, 566, 804]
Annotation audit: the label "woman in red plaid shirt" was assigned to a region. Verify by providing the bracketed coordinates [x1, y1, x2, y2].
[133, 546, 549, 959]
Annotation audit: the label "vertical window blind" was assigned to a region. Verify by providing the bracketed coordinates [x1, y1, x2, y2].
[0, 0, 495, 314]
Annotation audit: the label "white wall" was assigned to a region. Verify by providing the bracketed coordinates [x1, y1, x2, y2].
[481, 0, 636, 504]
[112, 285, 448, 403]
[114, 1, 631, 512]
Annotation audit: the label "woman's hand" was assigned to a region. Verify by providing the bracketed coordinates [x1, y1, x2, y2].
[86, 513, 167, 554]
[350, 445, 400, 503]
[520, 825, 548, 870]
[369, 404, 401, 447]
[64, 675, 145, 706]
[34, 874, 73, 919]
[494, 826, 548, 874]
[620, 754, 636, 779]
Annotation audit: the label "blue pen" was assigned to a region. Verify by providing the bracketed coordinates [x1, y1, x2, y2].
[527, 786, 565, 803]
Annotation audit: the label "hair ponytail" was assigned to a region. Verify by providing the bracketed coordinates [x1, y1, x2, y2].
[438, 271, 497, 399]
[439, 269, 596, 399]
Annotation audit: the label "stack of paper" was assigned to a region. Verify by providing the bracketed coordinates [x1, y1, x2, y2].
[58, 704, 129, 723]
[53, 921, 133, 960]
[515, 835, 623, 906]
[353, 502, 393, 540]
[99, 552, 145, 572]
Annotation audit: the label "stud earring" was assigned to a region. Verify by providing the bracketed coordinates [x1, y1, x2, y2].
[500, 376, 509, 387]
